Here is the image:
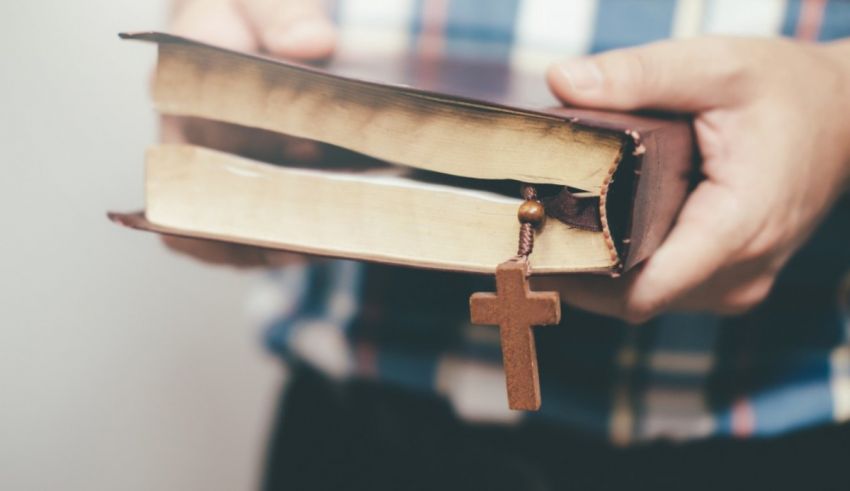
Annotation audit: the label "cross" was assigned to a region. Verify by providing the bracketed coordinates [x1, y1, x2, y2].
[469, 259, 561, 411]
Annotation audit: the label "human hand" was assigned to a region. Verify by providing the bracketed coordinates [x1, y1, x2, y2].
[159, 0, 336, 267]
[539, 37, 850, 323]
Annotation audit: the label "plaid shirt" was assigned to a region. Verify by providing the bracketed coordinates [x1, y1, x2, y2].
[257, 0, 850, 445]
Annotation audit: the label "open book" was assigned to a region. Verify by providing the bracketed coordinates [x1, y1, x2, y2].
[111, 32, 696, 274]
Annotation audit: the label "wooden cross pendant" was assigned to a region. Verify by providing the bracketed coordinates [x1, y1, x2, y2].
[469, 259, 561, 411]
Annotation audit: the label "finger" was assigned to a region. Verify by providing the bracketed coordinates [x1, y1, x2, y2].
[672, 274, 775, 315]
[623, 181, 752, 323]
[160, 115, 187, 144]
[263, 250, 309, 267]
[162, 236, 268, 267]
[162, 236, 308, 268]
[670, 255, 775, 314]
[546, 38, 749, 112]
[239, 0, 336, 60]
[170, 0, 257, 51]
[281, 138, 323, 162]
[531, 271, 635, 319]
[535, 256, 774, 321]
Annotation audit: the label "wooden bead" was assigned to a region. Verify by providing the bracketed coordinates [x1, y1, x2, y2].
[518, 199, 545, 227]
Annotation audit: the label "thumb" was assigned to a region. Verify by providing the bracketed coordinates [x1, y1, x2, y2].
[240, 0, 336, 60]
[546, 38, 745, 112]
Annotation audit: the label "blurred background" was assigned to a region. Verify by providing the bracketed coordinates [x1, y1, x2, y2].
[1, 1, 281, 489]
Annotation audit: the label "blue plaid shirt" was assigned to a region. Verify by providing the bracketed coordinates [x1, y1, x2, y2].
[260, 0, 850, 445]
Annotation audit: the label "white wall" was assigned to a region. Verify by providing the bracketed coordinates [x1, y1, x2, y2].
[0, 1, 281, 489]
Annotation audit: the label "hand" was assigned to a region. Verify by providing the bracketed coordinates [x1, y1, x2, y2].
[159, 0, 336, 267]
[539, 37, 850, 323]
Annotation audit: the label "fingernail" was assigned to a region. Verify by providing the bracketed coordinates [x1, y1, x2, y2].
[555, 59, 604, 91]
[267, 20, 334, 55]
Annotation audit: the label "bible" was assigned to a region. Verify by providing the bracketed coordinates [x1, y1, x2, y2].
[112, 32, 696, 275]
[113, 32, 697, 410]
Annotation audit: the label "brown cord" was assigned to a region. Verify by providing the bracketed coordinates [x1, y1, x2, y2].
[517, 184, 538, 258]
[517, 223, 534, 257]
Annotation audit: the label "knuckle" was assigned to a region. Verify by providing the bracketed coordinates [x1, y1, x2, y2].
[739, 238, 772, 262]
[621, 300, 659, 325]
[719, 276, 775, 315]
[702, 38, 755, 95]
[611, 49, 656, 90]
[738, 227, 783, 262]
[594, 48, 658, 109]
[160, 235, 187, 252]
[620, 269, 668, 324]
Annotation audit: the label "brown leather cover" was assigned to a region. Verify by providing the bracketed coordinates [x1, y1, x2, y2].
[117, 32, 697, 273]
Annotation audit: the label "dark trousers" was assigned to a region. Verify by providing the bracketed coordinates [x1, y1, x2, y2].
[262, 364, 850, 491]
